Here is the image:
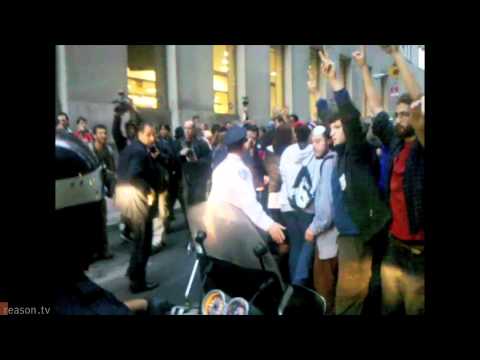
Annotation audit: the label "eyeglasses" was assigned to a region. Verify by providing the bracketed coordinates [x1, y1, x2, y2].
[395, 111, 411, 118]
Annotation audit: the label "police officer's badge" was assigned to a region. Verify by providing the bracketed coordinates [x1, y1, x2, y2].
[239, 169, 248, 180]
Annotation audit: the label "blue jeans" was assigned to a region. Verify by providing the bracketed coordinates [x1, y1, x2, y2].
[282, 211, 315, 286]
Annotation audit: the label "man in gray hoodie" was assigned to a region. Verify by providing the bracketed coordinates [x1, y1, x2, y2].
[304, 125, 338, 314]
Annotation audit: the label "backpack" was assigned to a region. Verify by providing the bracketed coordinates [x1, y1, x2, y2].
[288, 154, 333, 211]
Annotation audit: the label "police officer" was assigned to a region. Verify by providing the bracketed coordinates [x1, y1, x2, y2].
[50, 131, 173, 314]
[209, 125, 287, 246]
[115, 122, 163, 293]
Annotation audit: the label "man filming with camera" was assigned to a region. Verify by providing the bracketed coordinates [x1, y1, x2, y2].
[179, 119, 212, 207]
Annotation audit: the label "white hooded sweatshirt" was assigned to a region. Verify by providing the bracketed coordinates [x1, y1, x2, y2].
[278, 143, 314, 213]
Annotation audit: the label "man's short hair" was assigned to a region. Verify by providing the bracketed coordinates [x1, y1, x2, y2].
[397, 93, 413, 106]
[76, 116, 87, 125]
[138, 121, 154, 133]
[93, 124, 107, 135]
[58, 112, 69, 121]
[295, 125, 311, 143]
[290, 114, 299, 122]
[244, 123, 259, 136]
[160, 124, 171, 132]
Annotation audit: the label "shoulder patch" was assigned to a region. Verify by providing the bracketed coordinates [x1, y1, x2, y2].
[239, 168, 248, 180]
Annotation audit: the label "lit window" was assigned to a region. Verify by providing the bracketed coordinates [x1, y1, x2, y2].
[127, 45, 158, 109]
[213, 45, 236, 114]
[270, 46, 285, 116]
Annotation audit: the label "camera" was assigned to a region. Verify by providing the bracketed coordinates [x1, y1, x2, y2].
[113, 91, 131, 114]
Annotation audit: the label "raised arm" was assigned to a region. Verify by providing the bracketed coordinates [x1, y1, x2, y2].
[410, 96, 425, 147]
[112, 111, 127, 153]
[352, 46, 384, 116]
[380, 45, 425, 146]
[318, 49, 343, 92]
[380, 45, 423, 101]
[319, 49, 366, 151]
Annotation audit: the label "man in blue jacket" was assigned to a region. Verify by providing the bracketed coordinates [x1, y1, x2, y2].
[318, 49, 391, 315]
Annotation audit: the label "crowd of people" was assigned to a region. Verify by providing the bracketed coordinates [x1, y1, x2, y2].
[54, 45, 424, 315]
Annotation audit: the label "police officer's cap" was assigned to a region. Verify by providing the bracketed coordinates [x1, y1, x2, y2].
[224, 125, 247, 146]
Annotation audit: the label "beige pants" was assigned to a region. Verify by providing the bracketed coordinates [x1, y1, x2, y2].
[152, 191, 168, 247]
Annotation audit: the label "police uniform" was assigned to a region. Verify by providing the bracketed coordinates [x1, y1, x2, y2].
[208, 126, 273, 233]
[203, 126, 283, 285]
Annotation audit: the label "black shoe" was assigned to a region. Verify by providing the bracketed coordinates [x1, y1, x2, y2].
[130, 281, 159, 294]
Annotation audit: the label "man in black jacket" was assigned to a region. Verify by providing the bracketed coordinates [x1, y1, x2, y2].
[157, 124, 186, 224]
[115, 122, 163, 293]
[318, 49, 391, 315]
[112, 103, 139, 243]
[180, 120, 212, 207]
[359, 46, 425, 314]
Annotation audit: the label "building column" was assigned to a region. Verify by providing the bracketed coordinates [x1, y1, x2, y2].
[56, 45, 69, 115]
[175, 45, 214, 125]
[286, 45, 310, 121]
[244, 45, 270, 125]
[63, 45, 127, 137]
[236, 45, 247, 121]
[167, 45, 180, 131]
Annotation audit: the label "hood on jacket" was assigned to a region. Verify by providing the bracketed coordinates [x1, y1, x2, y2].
[293, 143, 314, 165]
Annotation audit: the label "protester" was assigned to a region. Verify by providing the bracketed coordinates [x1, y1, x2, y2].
[304, 125, 338, 314]
[204, 130, 213, 150]
[89, 124, 116, 261]
[368, 45, 425, 314]
[148, 125, 175, 252]
[318, 49, 391, 315]
[264, 124, 294, 281]
[157, 124, 186, 227]
[289, 114, 305, 129]
[112, 104, 138, 154]
[56, 112, 73, 133]
[211, 126, 229, 170]
[259, 126, 267, 143]
[74, 117, 94, 143]
[279, 125, 315, 286]
[191, 115, 205, 140]
[179, 120, 212, 207]
[242, 124, 267, 205]
[115, 122, 165, 293]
